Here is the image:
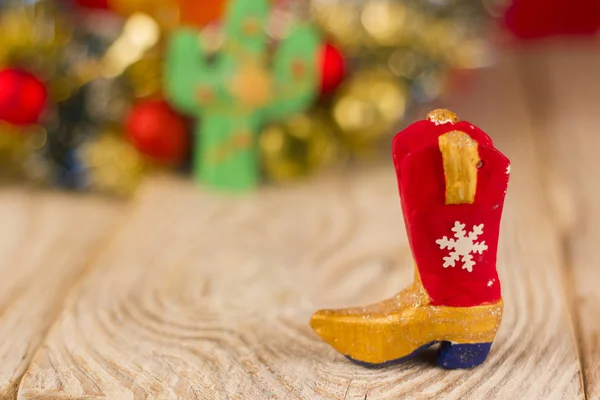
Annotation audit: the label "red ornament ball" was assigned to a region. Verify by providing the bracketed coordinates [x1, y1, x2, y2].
[505, 0, 600, 39]
[0, 68, 48, 126]
[126, 100, 189, 164]
[319, 43, 346, 95]
[74, 0, 110, 9]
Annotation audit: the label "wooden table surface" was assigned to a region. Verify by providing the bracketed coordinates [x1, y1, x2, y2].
[0, 46, 598, 399]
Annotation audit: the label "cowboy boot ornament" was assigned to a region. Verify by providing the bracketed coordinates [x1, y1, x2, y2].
[310, 109, 510, 369]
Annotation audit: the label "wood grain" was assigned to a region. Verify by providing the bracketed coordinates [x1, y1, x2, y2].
[518, 41, 600, 399]
[0, 188, 121, 399]
[16, 54, 584, 399]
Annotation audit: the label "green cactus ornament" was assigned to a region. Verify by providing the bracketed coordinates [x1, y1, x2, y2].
[165, 0, 322, 192]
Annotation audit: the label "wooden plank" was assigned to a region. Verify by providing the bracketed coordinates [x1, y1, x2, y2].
[0, 188, 121, 399]
[518, 41, 600, 399]
[17, 53, 584, 399]
[441, 54, 584, 399]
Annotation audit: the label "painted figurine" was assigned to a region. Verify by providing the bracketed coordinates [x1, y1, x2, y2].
[164, 0, 321, 192]
[311, 109, 510, 369]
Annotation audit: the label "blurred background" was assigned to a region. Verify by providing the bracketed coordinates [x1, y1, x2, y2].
[0, 0, 597, 195]
[1, 2, 600, 396]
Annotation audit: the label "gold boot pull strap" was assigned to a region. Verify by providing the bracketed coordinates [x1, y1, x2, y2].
[427, 109, 459, 125]
[438, 130, 480, 205]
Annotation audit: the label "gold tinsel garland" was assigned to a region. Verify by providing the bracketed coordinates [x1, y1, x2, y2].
[0, 0, 493, 194]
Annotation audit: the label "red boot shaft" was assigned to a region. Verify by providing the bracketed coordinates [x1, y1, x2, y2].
[393, 112, 510, 307]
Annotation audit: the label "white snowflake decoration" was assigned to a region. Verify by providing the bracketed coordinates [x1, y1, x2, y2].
[435, 221, 488, 273]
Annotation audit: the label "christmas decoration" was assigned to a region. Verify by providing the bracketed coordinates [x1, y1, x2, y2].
[80, 133, 145, 196]
[505, 0, 600, 39]
[165, 0, 322, 191]
[126, 99, 189, 164]
[108, 0, 179, 29]
[259, 113, 338, 182]
[0, 68, 48, 126]
[125, 55, 163, 98]
[332, 69, 406, 154]
[75, 0, 110, 10]
[319, 43, 345, 95]
[0, 0, 495, 195]
[0, 123, 47, 182]
[311, 110, 511, 369]
[177, 0, 228, 27]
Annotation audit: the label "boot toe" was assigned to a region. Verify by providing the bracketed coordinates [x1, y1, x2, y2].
[309, 306, 404, 364]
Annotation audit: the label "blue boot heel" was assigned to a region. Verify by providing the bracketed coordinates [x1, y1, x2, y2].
[437, 341, 493, 369]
